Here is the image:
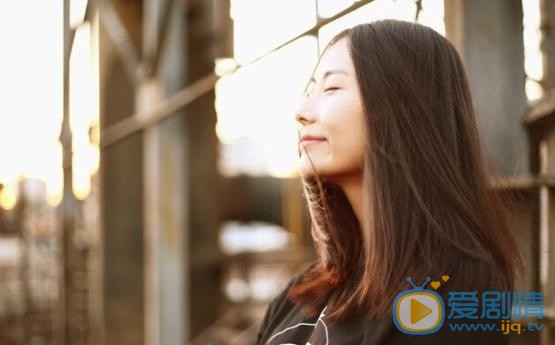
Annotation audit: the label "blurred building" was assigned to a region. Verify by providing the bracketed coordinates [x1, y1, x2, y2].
[0, 0, 554, 344]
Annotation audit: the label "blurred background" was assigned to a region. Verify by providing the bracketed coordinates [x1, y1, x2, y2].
[0, 0, 554, 344]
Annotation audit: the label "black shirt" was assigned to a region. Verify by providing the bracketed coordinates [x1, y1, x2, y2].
[256, 265, 509, 345]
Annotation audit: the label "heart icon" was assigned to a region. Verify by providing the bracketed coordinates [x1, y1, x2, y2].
[431, 281, 441, 290]
[442, 275, 450, 282]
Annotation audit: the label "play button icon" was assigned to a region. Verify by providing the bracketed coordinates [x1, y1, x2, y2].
[411, 298, 432, 324]
[393, 291, 445, 334]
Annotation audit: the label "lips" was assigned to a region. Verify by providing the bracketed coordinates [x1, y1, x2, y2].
[302, 139, 325, 145]
[300, 135, 326, 146]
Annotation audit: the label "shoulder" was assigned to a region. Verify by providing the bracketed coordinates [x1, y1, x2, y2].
[263, 260, 319, 321]
[255, 260, 319, 344]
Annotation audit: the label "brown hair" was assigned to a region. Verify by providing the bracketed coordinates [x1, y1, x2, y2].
[288, 19, 524, 322]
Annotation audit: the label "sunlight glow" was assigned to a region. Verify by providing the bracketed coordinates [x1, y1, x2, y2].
[522, 0, 544, 102]
[219, 0, 446, 178]
[317, 0, 356, 18]
[319, 0, 445, 50]
[70, 0, 89, 28]
[0, 1, 99, 208]
[416, 0, 445, 36]
[0, 1, 63, 208]
[70, 17, 100, 201]
[319, 0, 417, 48]
[216, 36, 318, 177]
[0, 181, 19, 211]
[231, 0, 316, 64]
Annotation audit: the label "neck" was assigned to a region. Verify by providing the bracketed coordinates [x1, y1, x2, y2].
[335, 173, 364, 225]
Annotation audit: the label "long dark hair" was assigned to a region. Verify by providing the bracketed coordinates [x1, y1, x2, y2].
[288, 19, 524, 322]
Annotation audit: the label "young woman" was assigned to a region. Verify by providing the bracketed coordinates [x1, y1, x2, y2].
[255, 19, 523, 345]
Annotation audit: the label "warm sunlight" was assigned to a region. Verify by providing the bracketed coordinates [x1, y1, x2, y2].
[0, 1, 63, 209]
[0, 0, 545, 204]
[70, 17, 100, 201]
[0, 0, 99, 209]
[217, 0, 446, 178]
[230, 0, 316, 64]
[522, 0, 543, 102]
[215, 36, 318, 178]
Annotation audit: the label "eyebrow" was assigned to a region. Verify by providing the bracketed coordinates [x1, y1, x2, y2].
[309, 69, 349, 83]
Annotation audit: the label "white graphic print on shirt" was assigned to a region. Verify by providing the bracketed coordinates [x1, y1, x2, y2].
[265, 306, 329, 345]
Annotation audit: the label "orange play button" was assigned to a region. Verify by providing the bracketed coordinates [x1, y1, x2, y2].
[410, 298, 432, 324]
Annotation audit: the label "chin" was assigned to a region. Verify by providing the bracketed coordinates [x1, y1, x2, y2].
[298, 155, 336, 178]
[298, 164, 318, 177]
[298, 164, 332, 179]
[298, 168, 316, 178]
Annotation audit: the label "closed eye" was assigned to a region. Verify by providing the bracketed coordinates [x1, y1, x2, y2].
[324, 87, 340, 92]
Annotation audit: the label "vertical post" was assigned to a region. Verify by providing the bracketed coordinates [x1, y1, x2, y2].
[184, 0, 225, 337]
[99, 0, 146, 343]
[141, 3, 162, 345]
[444, 0, 529, 177]
[142, 0, 188, 344]
[538, 141, 552, 345]
[59, 0, 71, 344]
[157, 0, 189, 341]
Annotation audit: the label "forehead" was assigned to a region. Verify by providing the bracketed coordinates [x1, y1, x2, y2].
[313, 38, 354, 77]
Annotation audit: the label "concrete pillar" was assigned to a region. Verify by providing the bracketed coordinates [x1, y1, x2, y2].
[445, 0, 529, 177]
[141, 0, 188, 344]
[99, 1, 145, 344]
[184, 0, 229, 337]
[100, 0, 233, 343]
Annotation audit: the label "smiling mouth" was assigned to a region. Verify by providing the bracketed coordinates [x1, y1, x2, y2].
[300, 139, 326, 147]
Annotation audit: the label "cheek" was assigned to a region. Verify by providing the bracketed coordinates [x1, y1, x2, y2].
[326, 96, 365, 143]
[326, 102, 366, 168]
[330, 131, 365, 170]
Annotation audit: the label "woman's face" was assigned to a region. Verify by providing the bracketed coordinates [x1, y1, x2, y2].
[296, 37, 367, 180]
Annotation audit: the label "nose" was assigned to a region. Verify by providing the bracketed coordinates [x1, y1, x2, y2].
[295, 99, 317, 125]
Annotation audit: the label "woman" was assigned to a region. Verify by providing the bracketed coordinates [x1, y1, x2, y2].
[256, 20, 523, 345]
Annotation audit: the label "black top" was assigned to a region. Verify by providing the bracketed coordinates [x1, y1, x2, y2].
[255, 264, 509, 345]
